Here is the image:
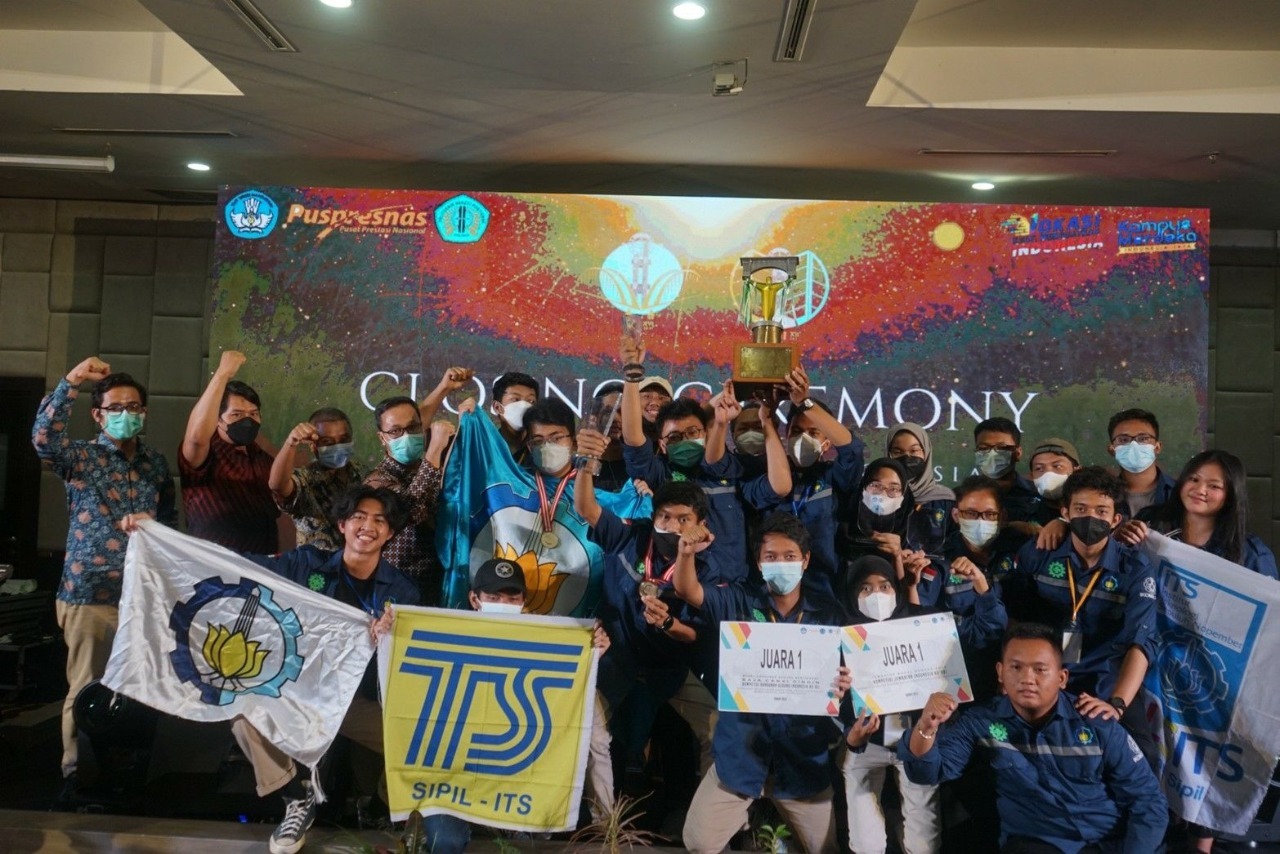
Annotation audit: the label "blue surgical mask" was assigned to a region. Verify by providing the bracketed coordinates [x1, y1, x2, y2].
[1114, 442, 1157, 474]
[316, 442, 355, 469]
[975, 449, 1013, 478]
[760, 561, 804, 595]
[103, 411, 144, 440]
[387, 432, 424, 465]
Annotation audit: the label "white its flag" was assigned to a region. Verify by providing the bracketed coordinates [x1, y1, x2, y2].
[1137, 531, 1280, 835]
[103, 520, 374, 771]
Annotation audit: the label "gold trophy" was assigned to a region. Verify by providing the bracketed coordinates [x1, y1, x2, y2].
[733, 255, 801, 401]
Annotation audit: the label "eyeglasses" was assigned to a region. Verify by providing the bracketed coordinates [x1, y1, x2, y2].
[661, 427, 704, 444]
[379, 421, 422, 439]
[526, 432, 572, 449]
[866, 482, 903, 498]
[957, 509, 1001, 522]
[1112, 433, 1157, 445]
[99, 403, 144, 414]
[976, 443, 1017, 453]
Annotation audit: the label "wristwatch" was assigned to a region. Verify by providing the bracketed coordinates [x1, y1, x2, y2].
[797, 397, 815, 411]
[659, 615, 675, 632]
[1109, 696, 1128, 714]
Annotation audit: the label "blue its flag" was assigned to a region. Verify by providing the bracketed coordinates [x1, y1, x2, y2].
[437, 411, 651, 616]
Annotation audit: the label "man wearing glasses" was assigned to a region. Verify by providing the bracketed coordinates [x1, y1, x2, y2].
[363, 367, 469, 603]
[972, 417, 1043, 545]
[1105, 408, 1176, 519]
[32, 356, 177, 801]
[180, 350, 280, 553]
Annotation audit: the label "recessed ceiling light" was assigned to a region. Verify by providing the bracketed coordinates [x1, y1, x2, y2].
[319, 0, 352, 7]
[972, 181, 996, 191]
[673, 3, 706, 20]
[187, 162, 211, 172]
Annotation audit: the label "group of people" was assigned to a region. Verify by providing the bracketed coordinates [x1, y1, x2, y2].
[32, 337, 1277, 853]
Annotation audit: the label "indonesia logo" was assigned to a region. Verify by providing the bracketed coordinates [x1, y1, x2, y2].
[224, 190, 278, 239]
[169, 577, 304, 706]
[435, 194, 489, 243]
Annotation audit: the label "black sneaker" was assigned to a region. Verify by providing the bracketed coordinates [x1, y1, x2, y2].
[269, 782, 316, 854]
[52, 773, 79, 812]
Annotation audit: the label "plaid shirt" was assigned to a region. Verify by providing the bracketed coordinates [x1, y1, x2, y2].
[364, 455, 443, 598]
[274, 459, 366, 550]
[179, 431, 279, 554]
[32, 379, 177, 605]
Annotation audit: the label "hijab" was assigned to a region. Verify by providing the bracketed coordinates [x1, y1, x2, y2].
[887, 422, 955, 504]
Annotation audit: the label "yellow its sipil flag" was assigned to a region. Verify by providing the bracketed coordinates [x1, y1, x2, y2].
[379, 606, 598, 830]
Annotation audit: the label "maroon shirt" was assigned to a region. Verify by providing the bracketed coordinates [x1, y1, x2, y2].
[179, 431, 279, 553]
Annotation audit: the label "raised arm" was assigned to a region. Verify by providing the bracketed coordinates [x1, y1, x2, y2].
[620, 333, 647, 448]
[759, 401, 792, 498]
[268, 421, 320, 500]
[703, 379, 739, 466]
[420, 366, 472, 428]
[183, 350, 245, 468]
[786, 366, 852, 446]
[671, 522, 714, 608]
[33, 356, 112, 465]
[573, 429, 608, 527]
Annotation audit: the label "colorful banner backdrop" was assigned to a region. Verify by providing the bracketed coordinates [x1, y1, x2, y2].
[1136, 532, 1280, 836]
[212, 188, 1209, 480]
[380, 607, 597, 830]
[103, 521, 374, 775]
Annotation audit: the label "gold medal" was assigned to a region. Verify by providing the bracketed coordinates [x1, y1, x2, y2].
[541, 531, 560, 549]
[638, 581, 659, 599]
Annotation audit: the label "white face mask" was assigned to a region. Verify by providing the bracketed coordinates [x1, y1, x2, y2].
[958, 518, 1000, 548]
[862, 489, 904, 516]
[532, 442, 572, 474]
[499, 400, 533, 432]
[791, 434, 825, 468]
[858, 591, 897, 621]
[735, 430, 766, 456]
[478, 601, 523, 615]
[1033, 471, 1069, 500]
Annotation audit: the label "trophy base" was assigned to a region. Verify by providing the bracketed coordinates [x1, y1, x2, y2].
[733, 342, 799, 402]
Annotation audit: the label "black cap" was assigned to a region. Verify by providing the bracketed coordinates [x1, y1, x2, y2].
[472, 558, 528, 596]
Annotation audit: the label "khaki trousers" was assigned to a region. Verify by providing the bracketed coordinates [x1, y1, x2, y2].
[683, 764, 835, 854]
[55, 601, 119, 777]
[667, 670, 718, 774]
[232, 695, 384, 797]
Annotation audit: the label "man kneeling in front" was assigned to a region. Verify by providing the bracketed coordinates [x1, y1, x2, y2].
[899, 622, 1167, 854]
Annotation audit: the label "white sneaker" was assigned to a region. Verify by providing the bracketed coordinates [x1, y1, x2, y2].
[269, 783, 316, 854]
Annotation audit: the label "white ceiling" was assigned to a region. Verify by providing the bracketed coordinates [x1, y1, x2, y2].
[1, 0, 1279, 228]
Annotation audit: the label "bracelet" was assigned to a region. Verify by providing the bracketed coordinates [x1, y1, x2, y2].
[623, 363, 645, 382]
[659, 615, 675, 632]
[916, 728, 936, 740]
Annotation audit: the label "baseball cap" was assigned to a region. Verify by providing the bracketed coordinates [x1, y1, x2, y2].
[472, 558, 528, 595]
[639, 376, 673, 398]
[1030, 438, 1080, 467]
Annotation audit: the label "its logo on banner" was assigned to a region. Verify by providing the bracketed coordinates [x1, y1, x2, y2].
[1117, 217, 1199, 255]
[1001, 211, 1103, 259]
[1158, 633, 1231, 732]
[435, 194, 490, 243]
[398, 627, 584, 775]
[169, 577, 304, 705]
[224, 190, 279, 239]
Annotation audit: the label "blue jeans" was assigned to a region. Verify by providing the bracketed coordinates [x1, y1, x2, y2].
[422, 814, 470, 853]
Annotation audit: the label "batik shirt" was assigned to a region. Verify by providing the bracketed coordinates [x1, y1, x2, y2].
[274, 460, 366, 550]
[364, 455, 444, 597]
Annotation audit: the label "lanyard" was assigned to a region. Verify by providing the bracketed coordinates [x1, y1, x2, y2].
[768, 606, 805, 624]
[1065, 557, 1104, 623]
[534, 470, 575, 534]
[790, 482, 815, 517]
[341, 569, 379, 617]
[642, 540, 676, 584]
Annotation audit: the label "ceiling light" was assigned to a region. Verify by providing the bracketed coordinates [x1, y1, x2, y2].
[187, 162, 211, 172]
[0, 153, 115, 173]
[673, 3, 706, 20]
[972, 181, 996, 191]
[319, 0, 352, 7]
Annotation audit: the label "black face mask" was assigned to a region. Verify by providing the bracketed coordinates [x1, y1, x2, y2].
[1069, 515, 1112, 547]
[651, 529, 681, 561]
[224, 417, 261, 446]
[858, 503, 901, 536]
[899, 455, 927, 481]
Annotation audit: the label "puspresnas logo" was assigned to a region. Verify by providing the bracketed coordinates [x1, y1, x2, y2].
[169, 577, 304, 706]
[284, 202, 434, 239]
[1001, 211, 1104, 259]
[224, 190, 279, 239]
[1117, 217, 1199, 255]
[398, 627, 585, 775]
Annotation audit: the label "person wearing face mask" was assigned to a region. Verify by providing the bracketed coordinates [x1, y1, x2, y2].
[1106, 408, 1177, 519]
[1006, 467, 1157, 719]
[268, 407, 365, 550]
[364, 369, 465, 602]
[839, 458, 933, 599]
[972, 417, 1043, 544]
[753, 367, 863, 601]
[180, 350, 282, 553]
[1023, 439, 1082, 554]
[673, 513, 854, 854]
[588, 381, 631, 492]
[490, 371, 539, 464]
[841, 555, 943, 854]
[33, 356, 178, 802]
[888, 422, 955, 555]
[574, 448, 722, 798]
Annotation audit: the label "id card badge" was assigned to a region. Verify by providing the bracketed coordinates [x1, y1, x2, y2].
[1062, 621, 1084, 665]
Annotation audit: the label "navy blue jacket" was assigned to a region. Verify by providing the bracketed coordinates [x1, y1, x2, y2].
[899, 692, 1167, 853]
[245, 545, 422, 612]
[1117, 466, 1178, 520]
